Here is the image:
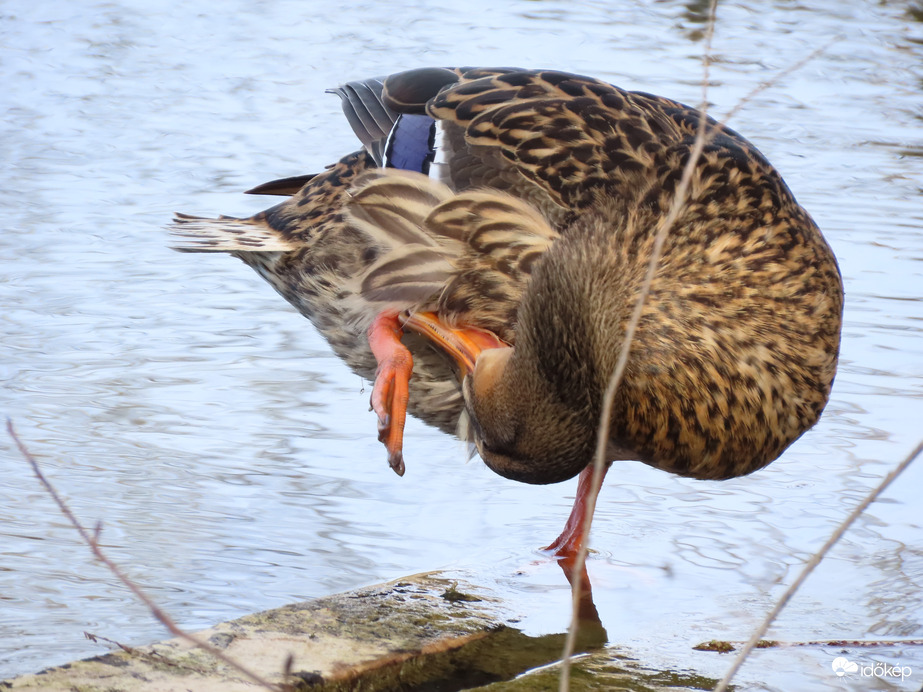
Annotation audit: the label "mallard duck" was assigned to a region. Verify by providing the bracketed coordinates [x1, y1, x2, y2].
[172, 67, 843, 556]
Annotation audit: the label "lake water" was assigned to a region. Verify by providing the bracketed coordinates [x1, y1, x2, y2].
[1, 1, 921, 689]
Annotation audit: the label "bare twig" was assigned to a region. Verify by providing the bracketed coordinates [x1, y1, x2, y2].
[720, 36, 842, 125]
[85, 631, 136, 654]
[713, 439, 923, 692]
[7, 418, 284, 692]
[84, 631, 212, 673]
[557, 4, 721, 689]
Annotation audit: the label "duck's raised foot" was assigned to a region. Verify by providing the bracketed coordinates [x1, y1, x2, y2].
[368, 310, 509, 475]
[368, 311, 412, 476]
[367, 309, 508, 476]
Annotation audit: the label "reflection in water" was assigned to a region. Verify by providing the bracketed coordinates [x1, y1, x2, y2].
[2, 0, 922, 689]
[556, 555, 607, 642]
[679, 0, 716, 38]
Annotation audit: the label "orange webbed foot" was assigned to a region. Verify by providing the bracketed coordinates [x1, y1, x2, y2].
[368, 311, 413, 476]
[543, 519, 585, 559]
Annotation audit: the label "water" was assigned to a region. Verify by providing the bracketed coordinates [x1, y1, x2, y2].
[1, 1, 921, 689]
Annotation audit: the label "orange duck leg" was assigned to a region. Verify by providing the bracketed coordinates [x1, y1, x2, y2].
[368, 310, 507, 476]
[543, 463, 611, 557]
[368, 311, 413, 476]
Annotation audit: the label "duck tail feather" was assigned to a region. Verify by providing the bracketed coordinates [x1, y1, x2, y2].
[245, 174, 316, 197]
[168, 213, 297, 253]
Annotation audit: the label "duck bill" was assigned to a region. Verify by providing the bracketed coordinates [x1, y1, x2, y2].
[401, 311, 507, 376]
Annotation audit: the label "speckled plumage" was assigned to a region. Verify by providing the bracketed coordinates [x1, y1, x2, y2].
[171, 67, 843, 487]
[349, 68, 844, 484]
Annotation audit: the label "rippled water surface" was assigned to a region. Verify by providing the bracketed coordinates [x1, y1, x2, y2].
[2, 1, 922, 689]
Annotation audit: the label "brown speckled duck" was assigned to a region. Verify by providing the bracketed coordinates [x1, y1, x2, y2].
[172, 67, 843, 557]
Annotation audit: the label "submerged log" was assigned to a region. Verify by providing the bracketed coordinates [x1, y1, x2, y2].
[3, 572, 516, 691]
[2, 570, 713, 691]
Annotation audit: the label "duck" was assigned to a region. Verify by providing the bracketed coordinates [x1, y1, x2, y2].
[172, 67, 844, 557]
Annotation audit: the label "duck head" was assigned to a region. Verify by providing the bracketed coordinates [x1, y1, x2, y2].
[461, 345, 600, 485]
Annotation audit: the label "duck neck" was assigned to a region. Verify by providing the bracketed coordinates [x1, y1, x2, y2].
[467, 209, 642, 484]
[515, 209, 640, 423]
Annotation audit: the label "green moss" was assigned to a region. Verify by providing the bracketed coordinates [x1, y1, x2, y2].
[441, 582, 483, 603]
[468, 652, 720, 691]
[692, 640, 735, 653]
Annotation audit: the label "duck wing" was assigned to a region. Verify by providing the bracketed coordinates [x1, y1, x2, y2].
[383, 68, 750, 216]
[328, 77, 398, 167]
[347, 169, 558, 343]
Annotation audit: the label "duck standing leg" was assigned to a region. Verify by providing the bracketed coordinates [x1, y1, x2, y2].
[543, 463, 611, 558]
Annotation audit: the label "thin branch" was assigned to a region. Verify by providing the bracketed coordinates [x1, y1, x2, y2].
[712, 439, 923, 692]
[7, 418, 284, 692]
[557, 3, 721, 689]
[84, 631, 214, 674]
[720, 36, 842, 125]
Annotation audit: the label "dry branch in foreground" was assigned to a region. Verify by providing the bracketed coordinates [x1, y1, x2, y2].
[6, 418, 285, 692]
